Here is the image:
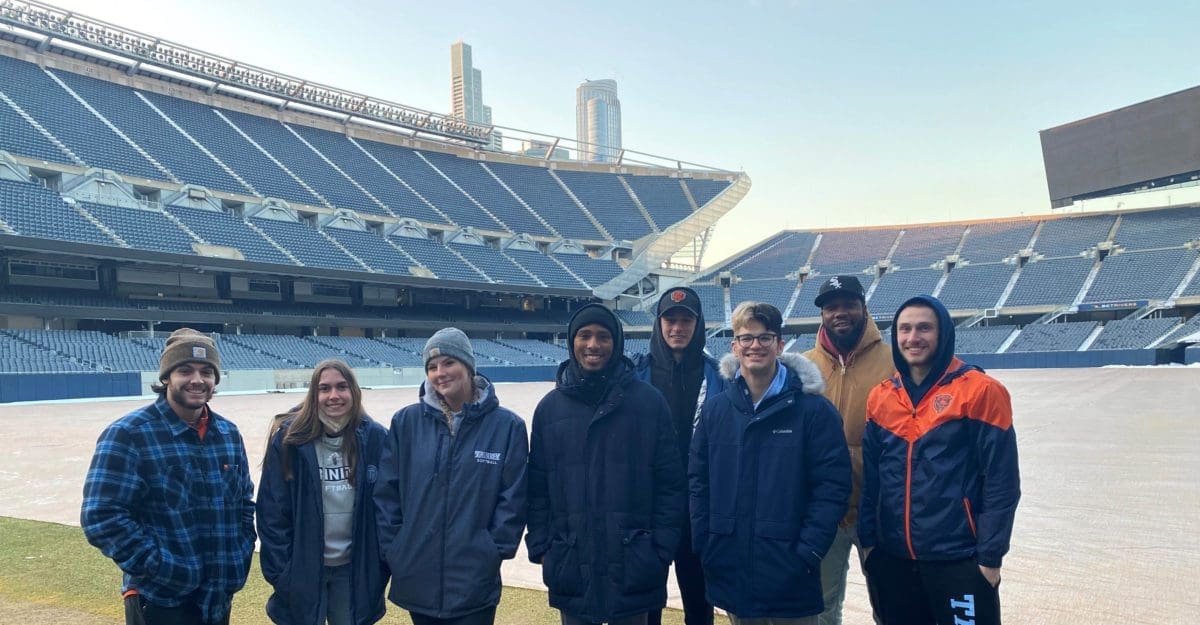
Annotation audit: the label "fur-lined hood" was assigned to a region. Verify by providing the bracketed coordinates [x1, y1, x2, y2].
[718, 351, 826, 396]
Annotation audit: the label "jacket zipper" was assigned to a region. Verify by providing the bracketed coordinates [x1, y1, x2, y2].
[904, 438, 916, 559]
[963, 497, 977, 537]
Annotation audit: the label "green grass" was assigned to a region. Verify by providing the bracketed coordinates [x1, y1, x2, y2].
[0, 517, 685, 625]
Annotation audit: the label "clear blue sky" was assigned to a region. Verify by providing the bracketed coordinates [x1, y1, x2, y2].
[36, 0, 1200, 266]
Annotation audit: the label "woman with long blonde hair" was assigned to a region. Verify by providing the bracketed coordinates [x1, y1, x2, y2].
[257, 359, 390, 625]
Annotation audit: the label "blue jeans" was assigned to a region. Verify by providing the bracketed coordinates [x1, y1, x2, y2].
[317, 564, 352, 625]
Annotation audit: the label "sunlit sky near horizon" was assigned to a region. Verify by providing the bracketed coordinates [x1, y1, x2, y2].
[27, 0, 1200, 268]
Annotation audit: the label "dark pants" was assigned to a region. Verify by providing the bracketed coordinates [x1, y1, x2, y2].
[124, 595, 230, 625]
[561, 612, 649, 625]
[648, 520, 713, 625]
[409, 606, 497, 625]
[864, 549, 1001, 625]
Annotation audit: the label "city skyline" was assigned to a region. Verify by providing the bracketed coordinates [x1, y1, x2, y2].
[576, 79, 622, 163]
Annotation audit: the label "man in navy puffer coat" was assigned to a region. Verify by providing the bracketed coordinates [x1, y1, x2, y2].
[690, 302, 851, 623]
[527, 303, 686, 625]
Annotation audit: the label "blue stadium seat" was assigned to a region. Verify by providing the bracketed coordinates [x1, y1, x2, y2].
[81, 202, 197, 255]
[450, 242, 542, 287]
[503, 248, 588, 289]
[388, 236, 487, 282]
[1035, 214, 1114, 257]
[0, 56, 163, 180]
[322, 227, 417, 276]
[249, 217, 363, 271]
[551, 253, 623, 287]
[938, 263, 1015, 310]
[1004, 257, 1094, 307]
[556, 170, 654, 241]
[622, 175, 694, 230]
[418, 150, 554, 237]
[1088, 317, 1179, 350]
[730, 279, 796, 314]
[164, 204, 295, 265]
[1006, 321, 1099, 352]
[956, 325, 1018, 354]
[1083, 249, 1198, 303]
[685, 179, 731, 207]
[48, 68, 249, 196]
[810, 228, 900, 275]
[485, 162, 605, 240]
[1113, 207, 1200, 251]
[867, 270, 943, 314]
[958, 221, 1036, 263]
[0, 179, 115, 246]
[890, 224, 966, 269]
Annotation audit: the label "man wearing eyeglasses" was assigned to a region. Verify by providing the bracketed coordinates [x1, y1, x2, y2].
[689, 302, 851, 625]
[803, 276, 894, 625]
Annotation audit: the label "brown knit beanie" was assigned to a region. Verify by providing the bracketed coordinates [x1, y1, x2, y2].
[159, 328, 221, 383]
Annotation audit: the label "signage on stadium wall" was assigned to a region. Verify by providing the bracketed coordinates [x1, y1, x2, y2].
[1076, 300, 1148, 312]
[0, 0, 492, 144]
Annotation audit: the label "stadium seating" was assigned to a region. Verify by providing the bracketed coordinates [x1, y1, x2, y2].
[163, 204, 295, 265]
[621, 175, 694, 230]
[503, 248, 588, 289]
[890, 224, 965, 269]
[792, 278, 837, 317]
[720, 232, 818, 280]
[0, 331, 91, 373]
[615, 310, 656, 327]
[46, 68, 249, 196]
[937, 263, 1014, 310]
[1112, 207, 1200, 250]
[867, 269, 943, 314]
[809, 228, 900, 275]
[958, 221, 1036, 263]
[0, 56, 163, 181]
[136, 90, 322, 206]
[1035, 214, 1114, 257]
[1087, 317, 1180, 350]
[555, 170, 654, 241]
[223, 334, 375, 368]
[80, 202, 197, 255]
[484, 162, 605, 240]
[1083, 248, 1198, 303]
[417, 150, 554, 237]
[249, 217, 363, 271]
[449, 242, 542, 287]
[957, 325, 1017, 354]
[0, 179, 115, 246]
[730, 279, 796, 314]
[495, 339, 569, 363]
[784, 334, 818, 353]
[689, 285, 727, 320]
[221, 109, 384, 216]
[685, 179, 732, 207]
[1006, 321, 1099, 352]
[322, 227, 417, 276]
[1004, 257, 1094, 307]
[388, 235, 486, 282]
[306, 336, 422, 367]
[551, 253, 623, 287]
[1157, 315, 1200, 345]
[0, 76, 72, 164]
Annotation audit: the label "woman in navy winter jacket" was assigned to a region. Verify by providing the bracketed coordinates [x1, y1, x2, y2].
[257, 360, 390, 625]
[374, 328, 529, 625]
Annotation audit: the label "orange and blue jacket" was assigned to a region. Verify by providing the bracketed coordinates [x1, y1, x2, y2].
[858, 357, 1020, 568]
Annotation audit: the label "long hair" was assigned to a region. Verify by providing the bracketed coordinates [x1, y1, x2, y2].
[267, 359, 365, 482]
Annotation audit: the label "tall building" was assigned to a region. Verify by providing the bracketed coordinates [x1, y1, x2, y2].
[576, 79, 622, 163]
[451, 41, 501, 150]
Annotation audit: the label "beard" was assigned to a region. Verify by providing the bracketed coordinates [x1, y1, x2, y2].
[831, 321, 866, 353]
[169, 384, 212, 411]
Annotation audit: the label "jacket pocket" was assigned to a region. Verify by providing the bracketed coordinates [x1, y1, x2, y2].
[752, 521, 818, 607]
[542, 534, 585, 597]
[619, 529, 666, 594]
[699, 515, 735, 565]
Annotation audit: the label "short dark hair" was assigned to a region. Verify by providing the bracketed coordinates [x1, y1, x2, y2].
[731, 301, 783, 336]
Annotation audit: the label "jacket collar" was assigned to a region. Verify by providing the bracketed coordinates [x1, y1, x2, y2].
[718, 351, 826, 396]
[418, 374, 497, 421]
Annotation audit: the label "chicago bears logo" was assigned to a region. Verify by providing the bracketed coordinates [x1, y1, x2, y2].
[933, 393, 953, 414]
[670, 289, 687, 303]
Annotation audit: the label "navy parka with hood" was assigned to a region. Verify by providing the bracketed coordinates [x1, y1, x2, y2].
[526, 304, 687, 623]
[257, 415, 390, 625]
[374, 376, 528, 620]
[689, 352, 852, 619]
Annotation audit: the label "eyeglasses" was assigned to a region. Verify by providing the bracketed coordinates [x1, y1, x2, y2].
[733, 333, 779, 347]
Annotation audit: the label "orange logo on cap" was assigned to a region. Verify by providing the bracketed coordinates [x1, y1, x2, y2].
[670, 290, 686, 303]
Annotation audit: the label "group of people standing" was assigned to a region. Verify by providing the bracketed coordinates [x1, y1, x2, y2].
[81, 276, 1020, 625]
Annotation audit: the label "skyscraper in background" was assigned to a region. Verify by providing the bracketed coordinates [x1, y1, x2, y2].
[576, 79, 621, 163]
[451, 41, 501, 150]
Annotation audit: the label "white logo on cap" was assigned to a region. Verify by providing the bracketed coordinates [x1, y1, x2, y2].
[192, 346, 206, 359]
[429, 347, 441, 357]
[829, 277, 842, 289]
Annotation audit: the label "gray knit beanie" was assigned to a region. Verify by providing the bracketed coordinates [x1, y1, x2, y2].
[422, 328, 476, 374]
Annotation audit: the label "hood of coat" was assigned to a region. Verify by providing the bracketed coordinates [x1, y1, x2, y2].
[718, 351, 826, 396]
[419, 374, 497, 419]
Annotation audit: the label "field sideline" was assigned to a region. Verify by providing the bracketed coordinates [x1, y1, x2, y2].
[1, 369, 1197, 624]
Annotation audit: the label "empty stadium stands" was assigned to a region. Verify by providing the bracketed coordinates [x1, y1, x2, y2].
[938, 263, 1014, 310]
[1083, 249, 1198, 303]
[890, 224, 965, 269]
[1006, 321, 1099, 352]
[0, 179, 115, 246]
[1088, 317, 1180, 350]
[867, 269, 943, 314]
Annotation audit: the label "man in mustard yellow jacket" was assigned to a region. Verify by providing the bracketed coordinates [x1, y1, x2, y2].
[802, 276, 894, 625]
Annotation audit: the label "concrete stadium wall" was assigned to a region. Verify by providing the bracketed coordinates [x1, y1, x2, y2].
[1186, 346, 1200, 364]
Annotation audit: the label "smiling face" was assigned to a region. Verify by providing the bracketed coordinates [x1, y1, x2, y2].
[660, 310, 698, 354]
[821, 294, 867, 350]
[895, 304, 939, 371]
[164, 362, 216, 418]
[317, 367, 353, 421]
[426, 355, 473, 406]
[732, 318, 784, 377]
[573, 323, 614, 372]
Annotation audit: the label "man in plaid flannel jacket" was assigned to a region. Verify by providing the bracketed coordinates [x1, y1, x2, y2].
[82, 329, 255, 625]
